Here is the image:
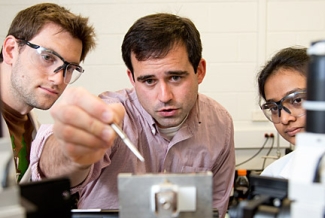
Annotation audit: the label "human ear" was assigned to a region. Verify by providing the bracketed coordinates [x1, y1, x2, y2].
[127, 69, 135, 86]
[2, 36, 18, 65]
[197, 58, 206, 84]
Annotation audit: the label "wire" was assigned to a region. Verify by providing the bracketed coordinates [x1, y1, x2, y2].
[236, 137, 269, 167]
[262, 136, 274, 170]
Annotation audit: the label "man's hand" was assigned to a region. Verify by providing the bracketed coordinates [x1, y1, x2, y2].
[50, 87, 125, 167]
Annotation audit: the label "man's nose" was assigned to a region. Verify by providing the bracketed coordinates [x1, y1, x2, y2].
[48, 68, 65, 85]
[158, 83, 173, 103]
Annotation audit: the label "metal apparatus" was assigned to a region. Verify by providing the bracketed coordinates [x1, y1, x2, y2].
[118, 172, 214, 218]
[289, 39, 325, 218]
[0, 137, 25, 218]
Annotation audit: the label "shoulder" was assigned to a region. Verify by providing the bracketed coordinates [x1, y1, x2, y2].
[199, 93, 230, 112]
[198, 93, 233, 123]
[261, 151, 295, 178]
[99, 88, 134, 103]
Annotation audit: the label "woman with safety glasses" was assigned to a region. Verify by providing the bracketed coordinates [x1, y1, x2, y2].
[257, 46, 309, 178]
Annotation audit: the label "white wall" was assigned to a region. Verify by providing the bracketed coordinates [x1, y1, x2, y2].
[1, 0, 324, 170]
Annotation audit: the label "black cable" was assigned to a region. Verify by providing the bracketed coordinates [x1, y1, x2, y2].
[262, 136, 274, 170]
[236, 137, 269, 167]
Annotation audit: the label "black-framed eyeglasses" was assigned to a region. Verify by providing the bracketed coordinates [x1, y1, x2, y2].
[260, 90, 306, 124]
[20, 39, 84, 84]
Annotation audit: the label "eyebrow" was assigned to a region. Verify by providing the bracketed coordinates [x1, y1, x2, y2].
[136, 70, 189, 82]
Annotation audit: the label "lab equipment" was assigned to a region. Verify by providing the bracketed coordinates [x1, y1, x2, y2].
[228, 175, 290, 218]
[234, 169, 249, 201]
[289, 39, 325, 218]
[0, 137, 25, 218]
[118, 172, 214, 218]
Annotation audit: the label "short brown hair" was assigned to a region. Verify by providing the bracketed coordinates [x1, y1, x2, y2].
[0, 3, 96, 62]
[122, 13, 202, 80]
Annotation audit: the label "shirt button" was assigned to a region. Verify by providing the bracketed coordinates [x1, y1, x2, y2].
[151, 128, 156, 134]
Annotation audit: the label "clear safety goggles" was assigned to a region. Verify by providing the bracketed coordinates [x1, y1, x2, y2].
[260, 90, 306, 124]
[21, 39, 84, 84]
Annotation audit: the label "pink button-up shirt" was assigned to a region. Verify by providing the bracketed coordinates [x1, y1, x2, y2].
[31, 88, 235, 218]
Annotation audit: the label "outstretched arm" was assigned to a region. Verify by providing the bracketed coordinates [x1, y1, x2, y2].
[37, 87, 125, 186]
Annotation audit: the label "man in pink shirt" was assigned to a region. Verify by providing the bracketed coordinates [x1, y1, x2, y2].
[30, 13, 235, 218]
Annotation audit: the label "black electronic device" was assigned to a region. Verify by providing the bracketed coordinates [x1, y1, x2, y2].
[20, 177, 72, 218]
[228, 175, 290, 218]
[248, 175, 288, 204]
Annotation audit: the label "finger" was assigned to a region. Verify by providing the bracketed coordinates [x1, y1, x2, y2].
[52, 118, 117, 149]
[106, 103, 125, 125]
[51, 87, 125, 143]
[57, 87, 121, 124]
[51, 104, 113, 140]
